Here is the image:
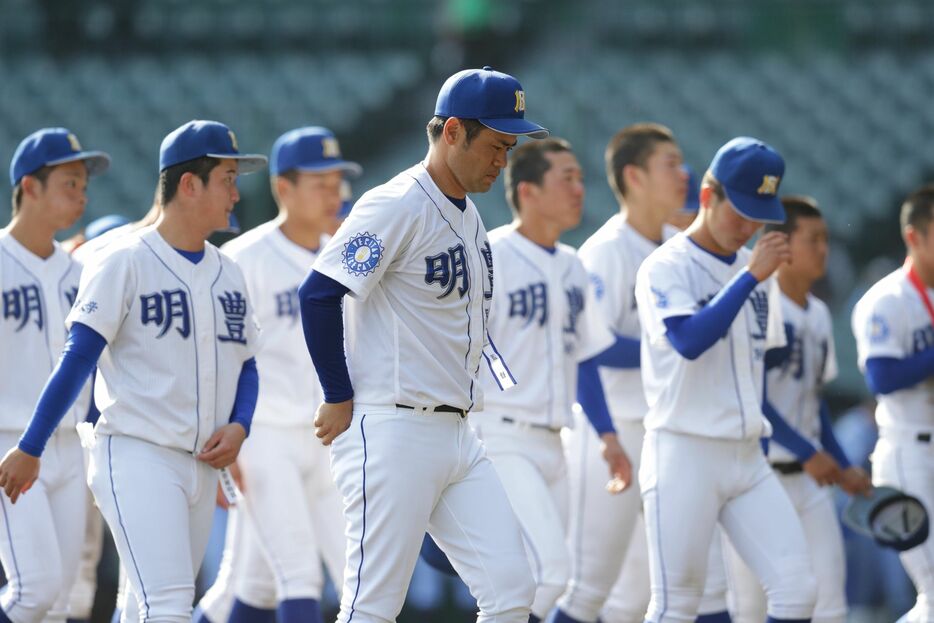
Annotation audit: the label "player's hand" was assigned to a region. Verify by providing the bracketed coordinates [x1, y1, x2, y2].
[747, 231, 791, 282]
[802, 450, 842, 487]
[197, 423, 247, 469]
[0, 447, 40, 504]
[600, 432, 632, 494]
[315, 399, 353, 446]
[838, 466, 872, 497]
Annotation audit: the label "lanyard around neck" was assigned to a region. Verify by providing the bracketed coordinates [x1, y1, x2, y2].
[904, 257, 934, 325]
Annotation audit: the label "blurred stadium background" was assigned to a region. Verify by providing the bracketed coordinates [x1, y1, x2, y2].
[0, 0, 928, 620]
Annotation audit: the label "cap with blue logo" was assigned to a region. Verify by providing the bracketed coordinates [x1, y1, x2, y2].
[682, 164, 700, 214]
[270, 127, 362, 178]
[159, 120, 267, 174]
[709, 137, 785, 223]
[435, 66, 549, 139]
[10, 128, 111, 187]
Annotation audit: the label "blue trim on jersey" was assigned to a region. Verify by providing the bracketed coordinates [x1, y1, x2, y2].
[347, 413, 369, 623]
[0, 496, 23, 615]
[1, 247, 53, 371]
[108, 436, 150, 619]
[483, 331, 518, 387]
[172, 247, 205, 264]
[534, 242, 557, 255]
[141, 237, 201, 453]
[411, 177, 476, 409]
[687, 236, 736, 265]
[442, 193, 467, 212]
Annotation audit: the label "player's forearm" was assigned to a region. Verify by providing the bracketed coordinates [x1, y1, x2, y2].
[589, 333, 640, 369]
[227, 357, 258, 436]
[761, 396, 817, 462]
[576, 358, 616, 435]
[663, 269, 759, 360]
[298, 270, 354, 403]
[18, 322, 106, 457]
[865, 350, 934, 395]
[818, 400, 851, 469]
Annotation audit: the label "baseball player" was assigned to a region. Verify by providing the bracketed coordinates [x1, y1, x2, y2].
[468, 137, 630, 623]
[726, 195, 872, 623]
[0, 119, 264, 623]
[634, 137, 818, 623]
[299, 66, 545, 623]
[0, 128, 109, 623]
[554, 124, 730, 623]
[852, 184, 934, 623]
[216, 126, 358, 623]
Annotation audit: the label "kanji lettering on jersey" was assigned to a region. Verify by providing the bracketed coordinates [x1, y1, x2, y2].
[563, 286, 584, 334]
[508, 282, 547, 327]
[749, 290, 769, 339]
[3, 284, 43, 331]
[140, 289, 190, 339]
[425, 244, 470, 299]
[275, 288, 300, 323]
[217, 291, 248, 344]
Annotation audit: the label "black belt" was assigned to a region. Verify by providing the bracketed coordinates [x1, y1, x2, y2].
[396, 403, 467, 418]
[771, 461, 804, 475]
[919, 433, 931, 443]
[501, 416, 562, 433]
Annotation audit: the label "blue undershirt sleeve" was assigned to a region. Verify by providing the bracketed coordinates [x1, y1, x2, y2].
[589, 334, 640, 368]
[18, 322, 106, 457]
[818, 400, 851, 468]
[662, 269, 759, 361]
[576, 358, 616, 435]
[228, 358, 258, 436]
[298, 270, 354, 403]
[865, 350, 934, 395]
[760, 377, 817, 463]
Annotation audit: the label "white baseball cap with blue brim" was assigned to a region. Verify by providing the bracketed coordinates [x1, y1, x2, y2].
[709, 137, 786, 224]
[10, 128, 111, 187]
[434, 66, 549, 139]
[159, 120, 267, 174]
[270, 127, 362, 178]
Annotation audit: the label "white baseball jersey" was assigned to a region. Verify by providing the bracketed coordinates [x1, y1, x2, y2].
[67, 226, 260, 452]
[635, 233, 785, 440]
[222, 219, 324, 426]
[313, 163, 501, 410]
[72, 223, 136, 265]
[852, 268, 934, 432]
[0, 229, 90, 432]
[767, 292, 838, 463]
[579, 215, 679, 423]
[478, 225, 613, 429]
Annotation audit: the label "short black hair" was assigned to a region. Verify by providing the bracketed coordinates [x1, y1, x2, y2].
[11, 165, 53, 216]
[900, 184, 934, 234]
[504, 138, 573, 213]
[605, 123, 676, 201]
[426, 116, 486, 146]
[158, 156, 221, 206]
[765, 195, 822, 235]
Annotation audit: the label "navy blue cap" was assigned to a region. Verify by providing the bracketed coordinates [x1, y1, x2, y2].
[159, 120, 267, 174]
[85, 214, 130, 241]
[270, 127, 362, 178]
[843, 485, 929, 552]
[682, 164, 700, 214]
[435, 66, 549, 139]
[10, 128, 111, 187]
[709, 137, 785, 223]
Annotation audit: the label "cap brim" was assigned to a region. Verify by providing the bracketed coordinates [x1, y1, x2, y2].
[478, 118, 549, 139]
[288, 160, 363, 178]
[724, 187, 785, 224]
[46, 151, 112, 177]
[207, 152, 268, 175]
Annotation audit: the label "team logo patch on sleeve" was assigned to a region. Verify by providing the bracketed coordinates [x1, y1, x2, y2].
[342, 232, 384, 277]
[868, 313, 890, 343]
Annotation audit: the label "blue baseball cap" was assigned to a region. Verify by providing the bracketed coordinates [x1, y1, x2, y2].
[84, 214, 130, 241]
[435, 66, 549, 139]
[682, 164, 700, 214]
[270, 127, 362, 178]
[159, 120, 267, 174]
[708, 137, 785, 223]
[10, 128, 111, 187]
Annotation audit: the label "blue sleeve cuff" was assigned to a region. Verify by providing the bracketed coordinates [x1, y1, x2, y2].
[577, 358, 616, 435]
[298, 270, 354, 403]
[228, 358, 259, 437]
[19, 322, 106, 457]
